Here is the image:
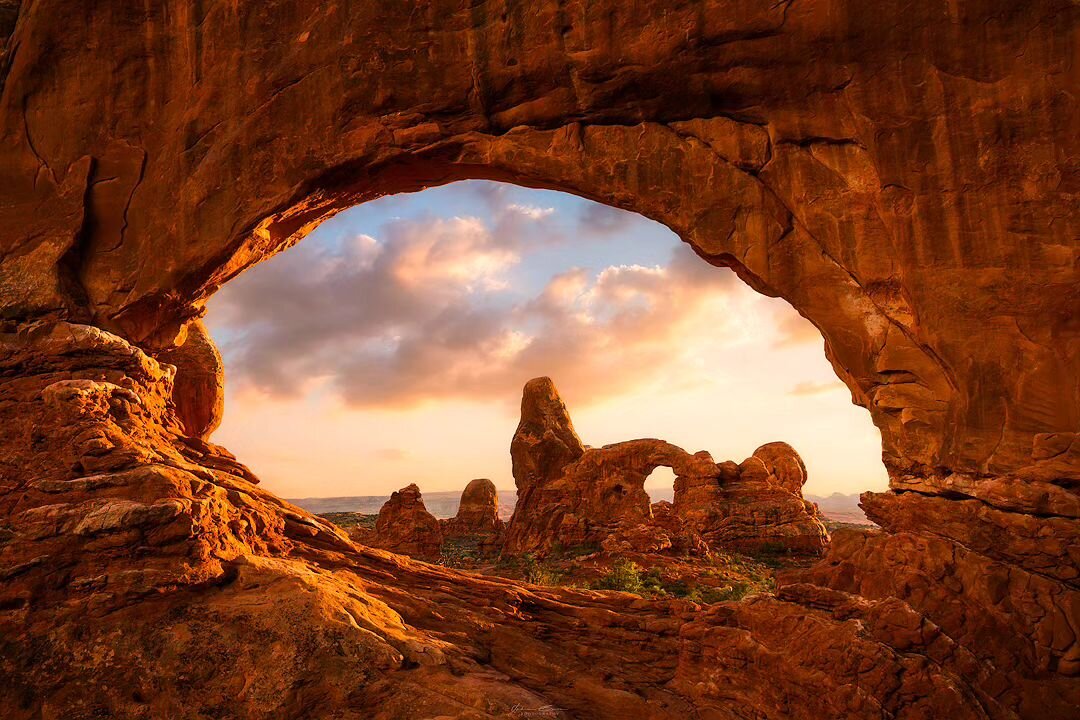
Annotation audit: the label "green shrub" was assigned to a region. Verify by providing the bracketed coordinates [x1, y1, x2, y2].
[521, 554, 564, 586]
[438, 537, 482, 568]
[594, 559, 666, 596]
[594, 559, 645, 593]
[318, 512, 377, 530]
[711, 581, 754, 602]
[685, 577, 776, 604]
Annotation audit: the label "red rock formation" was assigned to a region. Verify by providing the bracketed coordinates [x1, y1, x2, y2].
[753, 441, 807, 495]
[1, 319, 1076, 718]
[0, 316, 1045, 720]
[504, 378, 710, 553]
[0, 1, 1077, 717]
[698, 456, 830, 554]
[370, 484, 444, 559]
[506, 379, 828, 556]
[510, 377, 585, 496]
[443, 478, 503, 553]
[507, 438, 673, 552]
[600, 522, 674, 555]
[155, 320, 225, 440]
[650, 500, 711, 557]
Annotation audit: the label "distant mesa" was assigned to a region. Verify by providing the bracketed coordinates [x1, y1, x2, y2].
[358, 377, 829, 561]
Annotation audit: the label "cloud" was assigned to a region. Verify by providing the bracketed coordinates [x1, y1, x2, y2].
[207, 201, 745, 410]
[383, 216, 518, 292]
[788, 380, 847, 396]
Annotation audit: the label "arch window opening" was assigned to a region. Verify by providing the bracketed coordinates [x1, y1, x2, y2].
[644, 467, 677, 504]
[204, 179, 885, 596]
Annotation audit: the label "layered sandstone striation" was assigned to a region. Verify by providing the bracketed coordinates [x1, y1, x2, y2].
[701, 453, 829, 554]
[0, 1, 1077, 717]
[504, 378, 829, 556]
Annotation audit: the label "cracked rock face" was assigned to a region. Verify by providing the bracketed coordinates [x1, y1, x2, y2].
[0, 1, 1077, 717]
[753, 442, 807, 495]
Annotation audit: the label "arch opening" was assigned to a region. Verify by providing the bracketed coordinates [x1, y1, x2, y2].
[120, 123, 959, 489]
[644, 466, 677, 505]
[199, 178, 884, 577]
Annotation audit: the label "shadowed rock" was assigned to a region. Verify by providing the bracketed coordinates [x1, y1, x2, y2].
[444, 478, 503, 546]
[699, 456, 829, 555]
[156, 320, 224, 440]
[510, 377, 585, 496]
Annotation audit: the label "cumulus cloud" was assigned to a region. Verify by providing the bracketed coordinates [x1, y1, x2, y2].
[208, 199, 746, 409]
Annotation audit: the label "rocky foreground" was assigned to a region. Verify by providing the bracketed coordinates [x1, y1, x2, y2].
[1, 326, 1074, 718]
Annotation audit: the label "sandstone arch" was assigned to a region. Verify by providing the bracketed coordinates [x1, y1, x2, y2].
[4, 0, 1076, 483]
[0, 1, 1077, 717]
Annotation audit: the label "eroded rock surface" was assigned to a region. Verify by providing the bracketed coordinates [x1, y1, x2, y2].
[0, 320, 1076, 718]
[510, 377, 586, 497]
[698, 455, 829, 554]
[505, 378, 829, 557]
[368, 484, 444, 559]
[0, 0, 1078, 717]
[155, 320, 225, 440]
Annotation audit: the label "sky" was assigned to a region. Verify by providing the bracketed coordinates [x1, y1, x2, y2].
[204, 180, 889, 500]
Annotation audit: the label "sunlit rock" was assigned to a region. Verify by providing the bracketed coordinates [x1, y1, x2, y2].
[505, 378, 829, 556]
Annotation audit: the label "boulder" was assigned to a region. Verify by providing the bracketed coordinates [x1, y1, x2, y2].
[752, 442, 807, 495]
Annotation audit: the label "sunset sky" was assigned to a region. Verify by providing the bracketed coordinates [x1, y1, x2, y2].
[205, 181, 888, 500]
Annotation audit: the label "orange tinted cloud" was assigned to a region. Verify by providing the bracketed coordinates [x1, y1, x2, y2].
[208, 206, 744, 410]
